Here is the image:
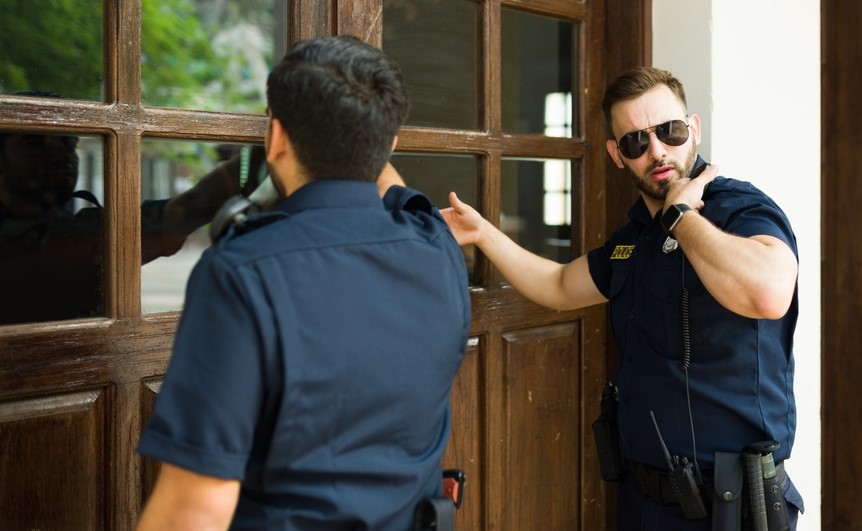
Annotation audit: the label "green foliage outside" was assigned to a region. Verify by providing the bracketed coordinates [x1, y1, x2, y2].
[0, 0, 274, 113]
[0, 0, 103, 100]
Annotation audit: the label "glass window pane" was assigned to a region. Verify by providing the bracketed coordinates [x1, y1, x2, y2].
[141, 0, 284, 113]
[0, 131, 105, 324]
[141, 139, 267, 313]
[500, 158, 579, 267]
[390, 152, 478, 282]
[501, 8, 578, 137]
[383, 0, 480, 130]
[0, 1, 104, 100]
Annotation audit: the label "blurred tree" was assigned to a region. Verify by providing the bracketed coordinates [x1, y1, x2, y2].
[0, 0, 273, 111]
[0, 0, 103, 100]
[141, 0, 221, 109]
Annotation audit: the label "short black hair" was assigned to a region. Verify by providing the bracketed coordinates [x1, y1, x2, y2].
[266, 36, 409, 182]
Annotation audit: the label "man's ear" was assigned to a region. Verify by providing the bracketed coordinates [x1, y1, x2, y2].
[266, 118, 289, 164]
[606, 139, 625, 169]
[689, 113, 702, 146]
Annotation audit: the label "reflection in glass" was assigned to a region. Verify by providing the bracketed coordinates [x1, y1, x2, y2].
[383, 0, 480, 130]
[0, 0, 104, 100]
[501, 158, 578, 266]
[141, 0, 282, 113]
[390, 152, 478, 281]
[501, 8, 578, 137]
[141, 139, 267, 313]
[0, 131, 105, 324]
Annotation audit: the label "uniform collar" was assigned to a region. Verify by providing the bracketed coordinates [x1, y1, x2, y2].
[272, 179, 382, 215]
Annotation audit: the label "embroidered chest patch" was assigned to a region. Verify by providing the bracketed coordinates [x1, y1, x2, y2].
[610, 245, 635, 260]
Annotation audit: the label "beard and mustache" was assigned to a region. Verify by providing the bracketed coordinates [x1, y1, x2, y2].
[627, 141, 699, 201]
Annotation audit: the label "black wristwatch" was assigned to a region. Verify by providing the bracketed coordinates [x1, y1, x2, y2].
[660, 203, 693, 235]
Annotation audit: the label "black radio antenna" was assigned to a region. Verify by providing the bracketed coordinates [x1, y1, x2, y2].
[649, 410, 676, 471]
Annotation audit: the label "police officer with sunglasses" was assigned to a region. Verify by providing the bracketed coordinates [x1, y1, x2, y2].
[441, 66, 804, 530]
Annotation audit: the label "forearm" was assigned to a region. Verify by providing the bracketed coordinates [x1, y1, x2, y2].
[476, 219, 604, 311]
[137, 505, 232, 531]
[136, 464, 239, 531]
[162, 159, 239, 228]
[673, 212, 798, 319]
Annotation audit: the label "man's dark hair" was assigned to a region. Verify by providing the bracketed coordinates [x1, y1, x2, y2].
[601, 67, 688, 137]
[266, 36, 409, 182]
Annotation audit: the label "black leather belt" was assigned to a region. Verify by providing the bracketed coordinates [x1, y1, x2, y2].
[627, 459, 786, 506]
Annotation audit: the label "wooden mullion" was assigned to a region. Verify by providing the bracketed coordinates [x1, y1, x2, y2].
[502, 0, 587, 20]
[291, 0, 336, 42]
[485, 0, 502, 135]
[109, 133, 141, 319]
[140, 108, 267, 142]
[116, 0, 142, 105]
[480, 151, 503, 293]
[395, 128, 585, 161]
[337, 0, 382, 46]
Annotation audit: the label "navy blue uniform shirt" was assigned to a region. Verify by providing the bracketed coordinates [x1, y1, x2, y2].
[587, 160, 799, 471]
[138, 180, 471, 530]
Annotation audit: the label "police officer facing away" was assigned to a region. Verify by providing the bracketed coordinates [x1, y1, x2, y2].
[136, 36, 471, 530]
[442, 67, 804, 530]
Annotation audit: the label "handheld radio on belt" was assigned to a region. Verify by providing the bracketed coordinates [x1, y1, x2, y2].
[649, 411, 708, 519]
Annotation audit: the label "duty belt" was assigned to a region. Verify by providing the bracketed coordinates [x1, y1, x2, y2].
[627, 459, 786, 506]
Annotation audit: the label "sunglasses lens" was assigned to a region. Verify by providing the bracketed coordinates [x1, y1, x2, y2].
[618, 131, 649, 159]
[655, 120, 689, 146]
[617, 120, 690, 159]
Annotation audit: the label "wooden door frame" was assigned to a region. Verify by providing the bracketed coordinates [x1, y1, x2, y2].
[0, 1, 652, 529]
[821, 1, 862, 529]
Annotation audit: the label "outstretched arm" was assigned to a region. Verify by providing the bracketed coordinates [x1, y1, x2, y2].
[442, 192, 606, 311]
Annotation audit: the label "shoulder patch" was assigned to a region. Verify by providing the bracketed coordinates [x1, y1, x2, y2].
[610, 245, 635, 260]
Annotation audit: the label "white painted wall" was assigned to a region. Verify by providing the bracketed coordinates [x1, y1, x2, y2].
[653, 1, 822, 529]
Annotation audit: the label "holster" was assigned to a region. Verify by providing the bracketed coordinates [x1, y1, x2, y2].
[591, 382, 623, 482]
[712, 452, 744, 531]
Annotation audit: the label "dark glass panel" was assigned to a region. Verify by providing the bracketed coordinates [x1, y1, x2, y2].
[0, 131, 105, 324]
[383, 0, 480, 130]
[501, 8, 578, 137]
[500, 158, 578, 266]
[390, 152, 479, 282]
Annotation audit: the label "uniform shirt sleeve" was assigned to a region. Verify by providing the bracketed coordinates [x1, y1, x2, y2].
[383, 184, 471, 339]
[704, 179, 798, 256]
[137, 250, 265, 480]
[586, 177, 798, 301]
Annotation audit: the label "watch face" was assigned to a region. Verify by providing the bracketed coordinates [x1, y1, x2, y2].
[661, 207, 678, 233]
[661, 204, 688, 235]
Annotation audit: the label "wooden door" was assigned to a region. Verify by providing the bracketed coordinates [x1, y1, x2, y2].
[0, 1, 647, 529]
[377, 2, 610, 529]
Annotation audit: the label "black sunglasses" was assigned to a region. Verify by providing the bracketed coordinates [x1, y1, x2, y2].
[616, 119, 690, 159]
